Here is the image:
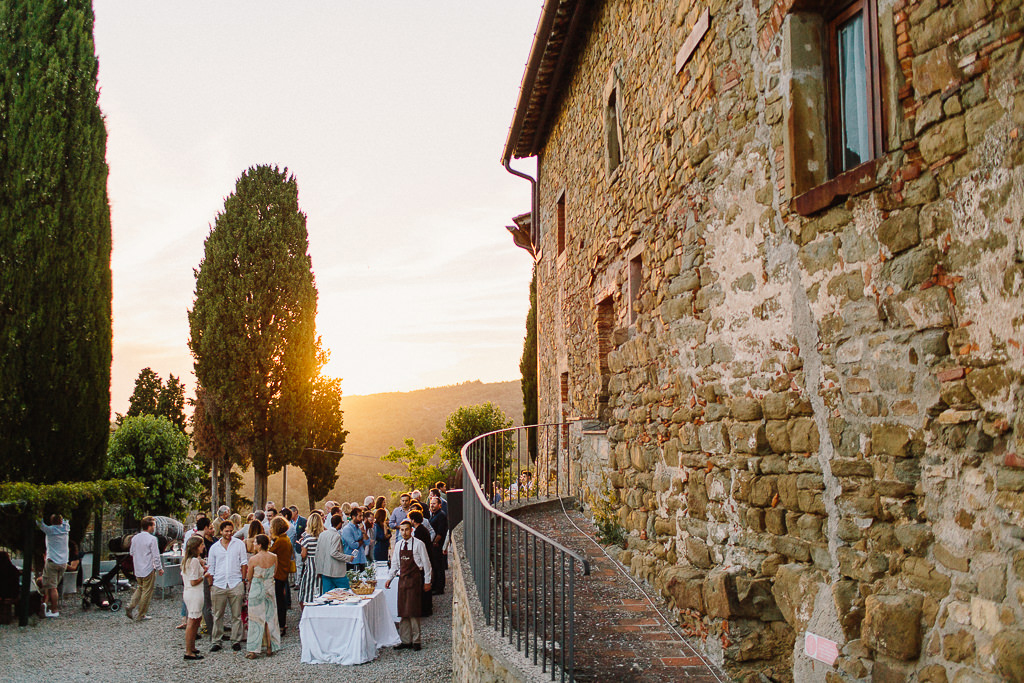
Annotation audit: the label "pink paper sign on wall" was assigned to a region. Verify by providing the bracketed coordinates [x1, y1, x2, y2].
[804, 632, 839, 666]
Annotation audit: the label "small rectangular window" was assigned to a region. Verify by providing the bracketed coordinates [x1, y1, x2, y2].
[826, 0, 882, 175]
[556, 192, 566, 255]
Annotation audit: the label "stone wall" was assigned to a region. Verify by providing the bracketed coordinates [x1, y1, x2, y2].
[529, 0, 1024, 681]
[450, 524, 547, 683]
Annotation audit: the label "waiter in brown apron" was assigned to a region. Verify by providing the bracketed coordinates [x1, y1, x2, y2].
[385, 519, 432, 651]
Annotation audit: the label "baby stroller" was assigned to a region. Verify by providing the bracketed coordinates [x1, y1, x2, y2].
[81, 553, 133, 612]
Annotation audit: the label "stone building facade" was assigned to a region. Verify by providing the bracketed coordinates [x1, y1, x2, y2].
[502, 0, 1023, 681]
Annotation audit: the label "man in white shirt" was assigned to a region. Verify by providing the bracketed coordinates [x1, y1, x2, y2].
[125, 517, 163, 621]
[206, 519, 248, 652]
[385, 520, 431, 651]
[37, 514, 70, 618]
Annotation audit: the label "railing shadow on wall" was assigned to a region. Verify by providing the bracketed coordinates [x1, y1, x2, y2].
[460, 423, 590, 683]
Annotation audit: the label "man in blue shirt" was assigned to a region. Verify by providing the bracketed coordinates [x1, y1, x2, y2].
[37, 514, 70, 618]
[341, 507, 366, 572]
[287, 505, 306, 588]
[388, 493, 412, 531]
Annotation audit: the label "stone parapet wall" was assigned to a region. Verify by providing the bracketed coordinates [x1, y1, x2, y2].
[450, 524, 547, 683]
[529, 0, 1024, 681]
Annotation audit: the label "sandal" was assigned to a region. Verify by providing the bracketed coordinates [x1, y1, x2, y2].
[245, 652, 259, 659]
[184, 654, 204, 661]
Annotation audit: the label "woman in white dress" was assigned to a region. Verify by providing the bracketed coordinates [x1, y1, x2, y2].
[181, 536, 207, 660]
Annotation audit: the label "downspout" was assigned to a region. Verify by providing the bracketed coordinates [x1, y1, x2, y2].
[503, 158, 539, 253]
[501, 0, 560, 255]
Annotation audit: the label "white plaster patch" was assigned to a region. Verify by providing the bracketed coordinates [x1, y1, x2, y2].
[970, 596, 1004, 635]
[947, 601, 970, 625]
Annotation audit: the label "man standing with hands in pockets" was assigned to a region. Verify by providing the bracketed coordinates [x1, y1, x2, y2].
[385, 519, 431, 651]
[207, 519, 248, 652]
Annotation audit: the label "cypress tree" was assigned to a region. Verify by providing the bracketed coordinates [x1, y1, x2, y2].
[520, 266, 538, 455]
[188, 165, 317, 509]
[126, 368, 162, 419]
[0, 0, 113, 483]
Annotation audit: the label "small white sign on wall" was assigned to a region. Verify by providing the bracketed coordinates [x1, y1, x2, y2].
[675, 8, 711, 73]
[804, 632, 839, 666]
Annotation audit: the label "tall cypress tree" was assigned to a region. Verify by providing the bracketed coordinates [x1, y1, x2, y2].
[0, 0, 113, 483]
[189, 165, 317, 509]
[520, 266, 538, 456]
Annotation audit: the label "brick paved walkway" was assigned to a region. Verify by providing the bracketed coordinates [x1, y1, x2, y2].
[515, 504, 727, 683]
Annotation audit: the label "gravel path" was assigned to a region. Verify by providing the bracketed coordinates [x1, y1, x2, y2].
[0, 579, 452, 682]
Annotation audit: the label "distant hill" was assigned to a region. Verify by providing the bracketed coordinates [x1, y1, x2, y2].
[240, 379, 523, 512]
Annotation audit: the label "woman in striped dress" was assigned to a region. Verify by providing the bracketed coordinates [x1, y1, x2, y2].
[297, 512, 324, 608]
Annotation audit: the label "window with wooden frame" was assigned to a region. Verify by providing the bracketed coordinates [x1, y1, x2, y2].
[785, 0, 889, 215]
[825, 0, 883, 176]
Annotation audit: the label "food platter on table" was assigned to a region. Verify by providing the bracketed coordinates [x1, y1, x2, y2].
[309, 588, 373, 605]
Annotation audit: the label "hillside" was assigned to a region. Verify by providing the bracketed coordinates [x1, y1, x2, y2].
[240, 379, 523, 512]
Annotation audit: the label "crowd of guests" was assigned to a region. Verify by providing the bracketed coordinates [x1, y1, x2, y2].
[150, 483, 451, 659]
[16, 484, 451, 658]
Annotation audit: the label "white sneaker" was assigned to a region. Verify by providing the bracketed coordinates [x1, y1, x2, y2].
[44, 609, 59, 618]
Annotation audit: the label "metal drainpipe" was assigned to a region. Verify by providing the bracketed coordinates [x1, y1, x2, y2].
[503, 158, 538, 254]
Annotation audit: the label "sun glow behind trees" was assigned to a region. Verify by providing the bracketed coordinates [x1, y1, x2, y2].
[188, 165, 317, 510]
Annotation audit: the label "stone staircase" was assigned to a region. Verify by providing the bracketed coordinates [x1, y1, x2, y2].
[513, 504, 728, 683]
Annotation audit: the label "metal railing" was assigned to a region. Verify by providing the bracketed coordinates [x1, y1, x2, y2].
[461, 423, 590, 682]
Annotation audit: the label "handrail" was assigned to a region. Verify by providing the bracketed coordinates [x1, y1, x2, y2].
[460, 424, 590, 567]
[460, 423, 589, 682]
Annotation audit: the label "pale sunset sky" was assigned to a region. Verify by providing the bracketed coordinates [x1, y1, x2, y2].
[92, 1, 542, 416]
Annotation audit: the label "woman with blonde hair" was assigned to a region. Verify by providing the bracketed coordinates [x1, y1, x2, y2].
[245, 519, 264, 555]
[229, 513, 243, 533]
[297, 512, 324, 607]
[181, 536, 207, 660]
[245, 534, 280, 658]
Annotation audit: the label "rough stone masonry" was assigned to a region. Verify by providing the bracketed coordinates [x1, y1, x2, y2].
[503, 0, 1024, 681]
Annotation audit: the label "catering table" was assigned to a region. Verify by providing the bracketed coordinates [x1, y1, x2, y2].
[375, 560, 399, 623]
[299, 590, 401, 664]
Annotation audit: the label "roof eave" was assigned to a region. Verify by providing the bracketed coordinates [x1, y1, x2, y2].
[502, 0, 591, 162]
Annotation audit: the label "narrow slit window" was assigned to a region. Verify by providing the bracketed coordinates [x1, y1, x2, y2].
[628, 255, 642, 324]
[560, 372, 569, 449]
[605, 89, 622, 173]
[557, 193, 566, 255]
[596, 298, 614, 416]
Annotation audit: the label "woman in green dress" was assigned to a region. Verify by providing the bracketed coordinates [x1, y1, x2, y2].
[245, 534, 281, 658]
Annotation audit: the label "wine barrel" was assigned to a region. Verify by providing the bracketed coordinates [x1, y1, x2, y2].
[152, 516, 184, 542]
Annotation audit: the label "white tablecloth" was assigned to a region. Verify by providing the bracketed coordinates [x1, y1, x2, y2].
[375, 560, 399, 622]
[299, 590, 401, 664]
